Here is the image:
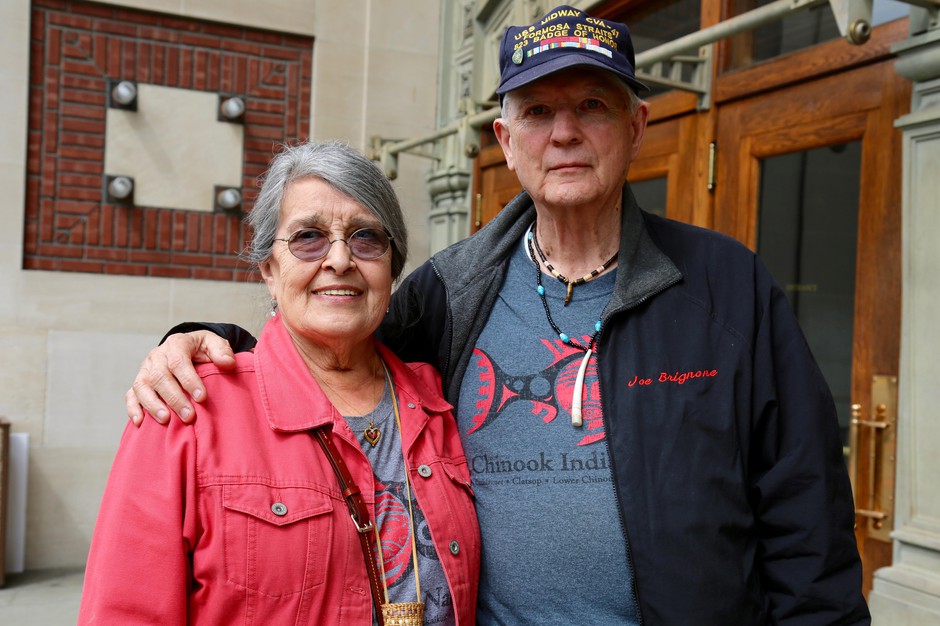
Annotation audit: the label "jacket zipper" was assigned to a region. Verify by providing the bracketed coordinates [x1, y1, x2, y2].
[597, 274, 681, 626]
[595, 328, 644, 626]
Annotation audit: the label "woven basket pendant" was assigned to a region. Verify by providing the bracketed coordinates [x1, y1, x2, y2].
[381, 601, 424, 626]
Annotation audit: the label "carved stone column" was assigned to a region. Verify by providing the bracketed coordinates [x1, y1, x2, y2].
[869, 10, 940, 623]
[427, 165, 471, 254]
[426, 0, 545, 253]
[425, 1, 474, 254]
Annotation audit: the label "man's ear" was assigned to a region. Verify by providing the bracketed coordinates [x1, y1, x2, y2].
[493, 117, 516, 172]
[629, 101, 650, 161]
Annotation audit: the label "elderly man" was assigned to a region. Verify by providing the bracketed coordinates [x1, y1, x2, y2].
[128, 5, 869, 624]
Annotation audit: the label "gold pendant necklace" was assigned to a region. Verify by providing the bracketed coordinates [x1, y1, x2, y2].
[362, 377, 388, 447]
[363, 420, 382, 447]
[358, 382, 386, 447]
[315, 363, 385, 447]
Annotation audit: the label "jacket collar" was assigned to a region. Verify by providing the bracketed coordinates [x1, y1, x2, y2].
[432, 182, 682, 317]
[255, 316, 450, 433]
[604, 184, 683, 316]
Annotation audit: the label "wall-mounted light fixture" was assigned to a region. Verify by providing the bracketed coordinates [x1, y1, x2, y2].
[218, 95, 246, 123]
[214, 185, 243, 213]
[108, 80, 138, 111]
[105, 175, 135, 205]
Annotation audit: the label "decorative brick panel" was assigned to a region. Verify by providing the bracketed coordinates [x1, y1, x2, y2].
[25, 0, 312, 280]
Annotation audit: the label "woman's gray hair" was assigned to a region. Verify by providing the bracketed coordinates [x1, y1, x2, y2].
[245, 140, 408, 280]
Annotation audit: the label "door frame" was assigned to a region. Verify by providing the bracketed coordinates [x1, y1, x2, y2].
[713, 59, 909, 595]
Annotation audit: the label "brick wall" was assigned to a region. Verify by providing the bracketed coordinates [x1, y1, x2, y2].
[25, 0, 312, 280]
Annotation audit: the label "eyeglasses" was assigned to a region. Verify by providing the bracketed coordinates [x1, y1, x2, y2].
[273, 227, 393, 262]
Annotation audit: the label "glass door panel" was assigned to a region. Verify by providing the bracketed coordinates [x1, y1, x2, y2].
[756, 142, 861, 445]
[631, 176, 668, 217]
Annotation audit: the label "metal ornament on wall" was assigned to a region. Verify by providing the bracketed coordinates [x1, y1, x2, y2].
[108, 80, 138, 111]
[218, 95, 246, 123]
[105, 175, 135, 205]
[214, 185, 243, 214]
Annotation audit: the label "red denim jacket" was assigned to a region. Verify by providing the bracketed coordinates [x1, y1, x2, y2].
[79, 317, 480, 624]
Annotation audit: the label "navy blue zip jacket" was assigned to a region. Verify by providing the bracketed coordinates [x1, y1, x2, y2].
[383, 184, 869, 625]
[182, 184, 869, 625]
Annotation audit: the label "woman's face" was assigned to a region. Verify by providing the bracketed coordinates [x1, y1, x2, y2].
[260, 176, 393, 353]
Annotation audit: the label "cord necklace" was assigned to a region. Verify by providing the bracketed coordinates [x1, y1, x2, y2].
[525, 224, 605, 427]
[530, 227, 618, 306]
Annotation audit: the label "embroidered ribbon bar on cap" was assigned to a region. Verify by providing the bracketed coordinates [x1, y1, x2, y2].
[527, 37, 613, 59]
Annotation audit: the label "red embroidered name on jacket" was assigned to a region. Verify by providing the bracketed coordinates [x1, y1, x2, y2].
[627, 369, 718, 387]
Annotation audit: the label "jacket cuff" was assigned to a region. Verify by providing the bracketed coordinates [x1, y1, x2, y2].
[159, 322, 257, 352]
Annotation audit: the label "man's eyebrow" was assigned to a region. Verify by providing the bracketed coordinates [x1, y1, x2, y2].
[513, 94, 543, 108]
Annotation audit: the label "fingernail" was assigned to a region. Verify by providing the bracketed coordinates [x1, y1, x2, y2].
[181, 407, 193, 421]
[191, 389, 203, 401]
[156, 408, 169, 423]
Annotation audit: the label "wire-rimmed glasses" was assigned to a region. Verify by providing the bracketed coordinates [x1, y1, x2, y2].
[273, 227, 393, 262]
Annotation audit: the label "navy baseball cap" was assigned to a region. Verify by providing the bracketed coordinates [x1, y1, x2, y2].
[496, 5, 648, 96]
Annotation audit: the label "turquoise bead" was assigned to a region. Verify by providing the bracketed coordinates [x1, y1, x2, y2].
[560, 333, 569, 342]
[537, 285, 545, 296]
[595, 321, 602, 332]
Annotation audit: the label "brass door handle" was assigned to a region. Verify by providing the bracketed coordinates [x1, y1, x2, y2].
[847, 376, 898, 542]
[856, 509, 887, 522]
[847, 403, 861, 497]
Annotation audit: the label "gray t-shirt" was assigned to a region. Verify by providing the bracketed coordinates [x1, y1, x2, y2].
[458, 235, 640, 625]
[347, 386, 455, 625]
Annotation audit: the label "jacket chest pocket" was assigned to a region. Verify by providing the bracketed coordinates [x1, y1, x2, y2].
[222, 483, 336, 597]
[418, 458, 480, 555]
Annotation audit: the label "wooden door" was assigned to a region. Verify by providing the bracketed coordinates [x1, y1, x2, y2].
[714, 59, 908, 595]
[473, 141, 520, 234]
[629, 112, 708, 225]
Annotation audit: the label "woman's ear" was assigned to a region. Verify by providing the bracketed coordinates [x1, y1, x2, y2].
[259, 259, 277, 301]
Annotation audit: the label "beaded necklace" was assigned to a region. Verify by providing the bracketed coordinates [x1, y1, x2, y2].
[530, 228, 619, 306]
[525, 224, 608, 427]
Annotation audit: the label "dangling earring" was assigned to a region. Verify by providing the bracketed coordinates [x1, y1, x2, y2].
[270, 299, 278, 317]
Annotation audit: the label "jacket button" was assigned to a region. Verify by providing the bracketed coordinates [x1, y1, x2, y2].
[407, 403, 416, 409]
[449, 540, 460, 555]
[417, 464, 432, 478]
[271, 502, 288, 516]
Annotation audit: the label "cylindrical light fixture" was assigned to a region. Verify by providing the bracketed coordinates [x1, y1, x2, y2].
[106, 175, 135, 204]
[108, 176, 133, 199]
[214, 186, 243, 213]
[219, 96, 246, 123]
[109, 80, 138, 110]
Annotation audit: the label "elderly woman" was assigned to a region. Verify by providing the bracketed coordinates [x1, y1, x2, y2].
[79, 141, 480, 625]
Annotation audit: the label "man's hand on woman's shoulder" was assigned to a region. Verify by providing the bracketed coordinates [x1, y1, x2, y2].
[126, 330, 236, 426]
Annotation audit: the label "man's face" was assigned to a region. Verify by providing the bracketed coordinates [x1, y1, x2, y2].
[494, 67, 648, 214]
